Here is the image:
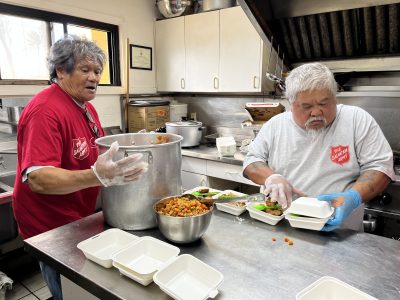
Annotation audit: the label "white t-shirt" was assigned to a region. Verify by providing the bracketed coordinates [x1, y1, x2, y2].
[243, 104, 395, 230]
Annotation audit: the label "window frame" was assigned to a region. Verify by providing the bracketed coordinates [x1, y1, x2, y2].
[0, 3, 121, 86]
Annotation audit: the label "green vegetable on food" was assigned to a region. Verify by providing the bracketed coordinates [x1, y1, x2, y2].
[218, 194, 239, 199]
[253, 203, 282, 211]
[192, 191, 220, 197]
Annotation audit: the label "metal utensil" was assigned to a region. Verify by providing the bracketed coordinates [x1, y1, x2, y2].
[197, 193, 266, 205]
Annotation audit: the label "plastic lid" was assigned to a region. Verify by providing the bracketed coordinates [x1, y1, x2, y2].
[129, 100, 170, 107]
[285, 197, 334, 218]
[166, 121, 202, 127]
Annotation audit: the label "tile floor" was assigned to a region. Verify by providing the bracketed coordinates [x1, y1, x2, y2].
[1, 247, 52, 300]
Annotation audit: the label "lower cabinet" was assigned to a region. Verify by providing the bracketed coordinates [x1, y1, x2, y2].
[182, 170, 208, 191]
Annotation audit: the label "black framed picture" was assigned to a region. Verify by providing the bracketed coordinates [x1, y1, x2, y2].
[130, 44, 152, 70]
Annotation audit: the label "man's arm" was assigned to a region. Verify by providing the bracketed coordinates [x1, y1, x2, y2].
[351, 170, 391, 202]
[243, 161, 275, 185]
[27, 167, 101, 195]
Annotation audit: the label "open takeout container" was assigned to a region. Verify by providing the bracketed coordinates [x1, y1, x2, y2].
[154, 254, 224, 300]
[112, 236, 180, 286]
[213, 190, 247, 216]
[183, 186, 222, 198]
[246, 202, 284, 225]
[296, 276, 377, 300]
[77, 228, 139, 268]
[77, 230, 224, 299]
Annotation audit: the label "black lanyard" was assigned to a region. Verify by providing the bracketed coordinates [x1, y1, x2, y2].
[83, 106, 101, 138]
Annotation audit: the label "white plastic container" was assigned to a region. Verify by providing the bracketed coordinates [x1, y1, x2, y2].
[284, 213, 330, 231]
[216, 136, 236, 157]
[246, 202, 284, 225]
[112, 236, 180, 286]
[214, 190, 247, 216]
[287, 197, 334, 218]
[153, 254, 224, 300]
[76, 228, 139, 268]
[296, 276, 377, 300]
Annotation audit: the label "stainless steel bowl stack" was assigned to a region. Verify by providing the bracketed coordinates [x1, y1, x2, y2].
[153, 196, 213, 243]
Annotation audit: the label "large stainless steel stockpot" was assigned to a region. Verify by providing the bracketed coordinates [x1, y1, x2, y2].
[95, 133, 183, 230]
[165, 121, 203, 147]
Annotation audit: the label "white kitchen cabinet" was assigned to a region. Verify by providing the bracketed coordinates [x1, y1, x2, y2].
[155, 17, 186, 92]
[206, 160, 258, 186]
[155, 7, 280, 93]
[219, 6, 263, 92]
[184, 10, 220, 92]
[181, 171, 209, 191]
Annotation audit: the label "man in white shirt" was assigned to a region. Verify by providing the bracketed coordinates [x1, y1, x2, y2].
[243, 62, 395, 231]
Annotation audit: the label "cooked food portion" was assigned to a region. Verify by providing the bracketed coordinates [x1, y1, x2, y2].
[191, 188, 219, 198]
[264, 200, 283, 216]
[254, 198, 283, 216]
[156, 196, 210, 217]
[217, 192, 246, 207]
[154, 135, 170, 144]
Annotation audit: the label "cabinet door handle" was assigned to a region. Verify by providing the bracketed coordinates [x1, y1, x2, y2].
[181, 78, 185, 89]
[253, 76, 260, 89]
[213, 77, 219, 89]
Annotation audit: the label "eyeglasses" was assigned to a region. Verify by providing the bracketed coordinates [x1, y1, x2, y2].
[83, 106, 101, 138]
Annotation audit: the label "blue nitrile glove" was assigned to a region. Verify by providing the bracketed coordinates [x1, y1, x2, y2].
[317, 189, 362, 232]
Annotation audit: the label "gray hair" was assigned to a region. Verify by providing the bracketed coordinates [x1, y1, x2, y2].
[48, 35, 106, 83]
[284, 62, 338, 104]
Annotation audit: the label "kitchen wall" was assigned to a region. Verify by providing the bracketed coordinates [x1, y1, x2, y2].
[0, 0, 158, 128]
[174, 93, 400, 152]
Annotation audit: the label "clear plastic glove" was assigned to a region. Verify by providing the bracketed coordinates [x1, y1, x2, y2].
[92, 141, 149, 187]
[263, 174, 304, 209]
[318, 189, 362, 232]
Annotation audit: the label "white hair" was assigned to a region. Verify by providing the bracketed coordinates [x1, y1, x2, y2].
[285, 62, 338, 104]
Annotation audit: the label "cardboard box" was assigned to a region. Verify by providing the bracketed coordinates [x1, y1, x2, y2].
[128, 105, 169, 132]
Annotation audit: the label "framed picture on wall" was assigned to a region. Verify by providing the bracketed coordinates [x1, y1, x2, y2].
[130, 44, 152, 70]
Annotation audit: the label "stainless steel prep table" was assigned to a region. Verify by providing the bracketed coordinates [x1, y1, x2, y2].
[24, 210, 400, 300]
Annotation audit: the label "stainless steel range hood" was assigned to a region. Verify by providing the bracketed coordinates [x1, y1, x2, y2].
[238, 0, 400, 73]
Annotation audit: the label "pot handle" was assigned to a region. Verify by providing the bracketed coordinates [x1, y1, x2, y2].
[124, 150, 153, 164]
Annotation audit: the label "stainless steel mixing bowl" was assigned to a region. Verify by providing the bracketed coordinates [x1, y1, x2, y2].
[153, 196, 213, 243]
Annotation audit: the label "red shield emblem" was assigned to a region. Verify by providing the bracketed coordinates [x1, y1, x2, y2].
[72, 138, 89, 160]
[330, 145, 350, 165]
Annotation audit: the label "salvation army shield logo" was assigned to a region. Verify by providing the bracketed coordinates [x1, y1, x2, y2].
[72, 137, 89, 160]
[330, 145, 350, 165]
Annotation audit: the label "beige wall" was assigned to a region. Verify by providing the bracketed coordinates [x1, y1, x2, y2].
[0, 0, 157, 127]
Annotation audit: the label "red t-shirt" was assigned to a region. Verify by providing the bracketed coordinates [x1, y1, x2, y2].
[13, 83, 105, 239]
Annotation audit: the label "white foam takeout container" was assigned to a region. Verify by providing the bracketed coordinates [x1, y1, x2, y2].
[284, 197, 334, 231]
[183, 186, 222, 197]
[154, 254, 224, 300]
[78, 232, 224, 298]
[296, 276, 377, 300]
[112, 236, 180, 286]
[76, 228, 139, 268]
[216, 136, 236, 157]
[286, 197, 334, 218]
[214, 190, 247, 216]
[246, 202, 284, 225]
[284, 213, 331, 231]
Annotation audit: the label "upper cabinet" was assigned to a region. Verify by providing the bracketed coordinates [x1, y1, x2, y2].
[155, 17, 186, 92]
[219, 6, 263, 92]
[155, 6, 279, 93]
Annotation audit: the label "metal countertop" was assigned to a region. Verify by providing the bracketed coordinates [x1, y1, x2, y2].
[24, 211, 400, 300]
[181, 144, 245, 166]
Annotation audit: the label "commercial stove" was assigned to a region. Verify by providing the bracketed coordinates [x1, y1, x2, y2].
[364, 153, 400, 240]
